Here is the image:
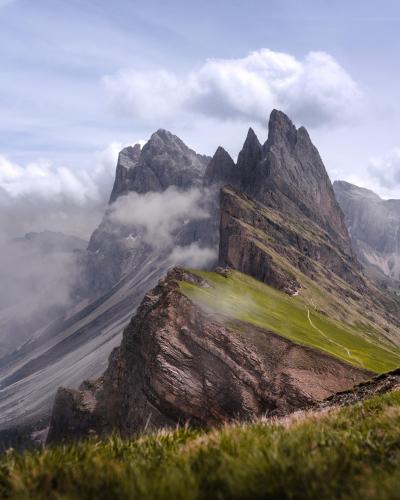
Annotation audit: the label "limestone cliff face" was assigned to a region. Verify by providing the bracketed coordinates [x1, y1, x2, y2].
[219, 186, 364, 296]
[109, 144, 142, 203]
[334, 180, 400, 283]
[47, 268, 370, 443]
[220, 184, 400, 328]
[46, 110, 400, 445]
[237, 111, 351, 248]
[80, 130, 215, 298]
[109, 131, 209, 204]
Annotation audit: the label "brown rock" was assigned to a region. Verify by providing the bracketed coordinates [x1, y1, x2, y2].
[47, 268, 370, 444]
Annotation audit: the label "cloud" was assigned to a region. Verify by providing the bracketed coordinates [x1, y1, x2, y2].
[168, 243, 217, 268]
[0, 141, 124, 205]
[0, 234, 82, 357]
[0, 140, 128, 240]
[103, 49, 364, 128]
[0, 141, 125, 357]
[368, 148, 400, 190]
[109, 187, 210, 249]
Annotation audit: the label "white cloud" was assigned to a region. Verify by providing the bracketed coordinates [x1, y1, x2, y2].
[0, 141, 129, 240]
[368, 148, 400, 191]
[338, 148, 400, 200]
[168, 243, 217, 268]
[0, 140, 125, 204]
[109, 187, 210, 249]
[103, 49, 364, 128]
[0, 156, 97, 204]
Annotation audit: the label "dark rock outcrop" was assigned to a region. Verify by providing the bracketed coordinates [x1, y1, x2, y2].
[204, 147, 238, 187]
[219, 185, 363, 295]
[0, 130, 215, 441]
[219, 185, 400, 334]
[109, 130, 209, 204]
[334, 180, 400, 284]
[47, 268, 370, 444]
[80, 130, 215, 298]
[316, 368, 400, 410]
[109, 144, 142, 203]
[236, 127, 263, 186]
[238, 111, 351, 248]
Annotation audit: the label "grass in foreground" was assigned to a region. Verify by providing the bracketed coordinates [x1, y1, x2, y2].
[1, 391, 400, 499]
[180, 270, 400, 373]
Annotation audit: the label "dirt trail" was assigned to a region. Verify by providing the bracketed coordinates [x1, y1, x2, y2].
[305, 306, 365, 368]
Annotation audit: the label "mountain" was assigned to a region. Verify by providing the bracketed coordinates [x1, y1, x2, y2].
[0, 131, 216, 449]
[4, 372, 400, 499]
[334, 180, 400, 286]
[0, 231, 87, 359]
[47, 111, 400, 443]
[11, 231, 87, 254]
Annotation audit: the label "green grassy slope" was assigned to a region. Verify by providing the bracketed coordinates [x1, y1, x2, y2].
[1, 390, 400, 499]
[180, 270, 400, 373]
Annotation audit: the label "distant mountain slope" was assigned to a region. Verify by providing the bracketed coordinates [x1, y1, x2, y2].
[334, 180, 400, 286]
[0, 131, 216, 444]
[47, 111, 400, 443]
[0, 231, 87, 359]
[47, 267, 372, 443]
[11, 231, 87, 254]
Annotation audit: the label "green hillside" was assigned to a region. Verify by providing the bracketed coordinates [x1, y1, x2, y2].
[180, 270, 400, 373]
[1, 390, 400, 499]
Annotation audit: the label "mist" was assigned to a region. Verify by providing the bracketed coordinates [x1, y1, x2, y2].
[109, 187, 210, 248]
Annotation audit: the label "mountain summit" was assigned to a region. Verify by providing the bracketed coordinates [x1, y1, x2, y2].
[109, 130, 209, 203]
[46, 110, 400, 444]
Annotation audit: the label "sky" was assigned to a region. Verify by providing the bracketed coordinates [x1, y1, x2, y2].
[1, 0, 400, 239]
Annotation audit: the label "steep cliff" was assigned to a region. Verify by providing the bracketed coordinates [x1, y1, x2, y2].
[46, 110, 400, 444]
[0, 130, 215, 442]
[47, 268, 372, 443]
[334, 180, 400, 284]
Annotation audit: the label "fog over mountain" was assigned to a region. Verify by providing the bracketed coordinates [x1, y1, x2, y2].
[0, 128, 221, 444]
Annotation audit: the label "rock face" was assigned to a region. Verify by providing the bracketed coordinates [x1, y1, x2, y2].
[219, 186, 362, 295]
[46, 109, 400, 445]
[203, 147, 238, 187]
[47, 268, 370, 443]
[81, 130, 214, 298]
[334, 180, 400, 284]
[109, 131, 209, 203]
[109, 144, 141, 203]
[0, 130, 215, 443]
[219, 185, 400, 334]
[237, 111, 351, 248]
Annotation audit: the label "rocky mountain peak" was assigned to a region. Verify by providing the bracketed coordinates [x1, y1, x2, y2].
[266, 109, 298, 148]
[118, 144, 141, 170]
[109, 144, 142, 203]
[334, 180, 381, 201]
[239, 109, 351, 244]
[203, 146, 238, 187]
[109, 130, 210, 202]
[237, 127, 263, 185]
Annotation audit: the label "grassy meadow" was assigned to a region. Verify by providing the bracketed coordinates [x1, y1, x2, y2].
[180, 270, 400, 373]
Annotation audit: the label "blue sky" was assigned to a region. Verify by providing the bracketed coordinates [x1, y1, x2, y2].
[1, 0, 400, 222]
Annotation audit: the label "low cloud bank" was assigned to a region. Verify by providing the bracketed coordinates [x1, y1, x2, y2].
[0, 142, 123, 358]
[103, 49, 363, 128]
[368, 148, 400, 194]
[109, 187, 210, 249]
[168, 243, 217, 268]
